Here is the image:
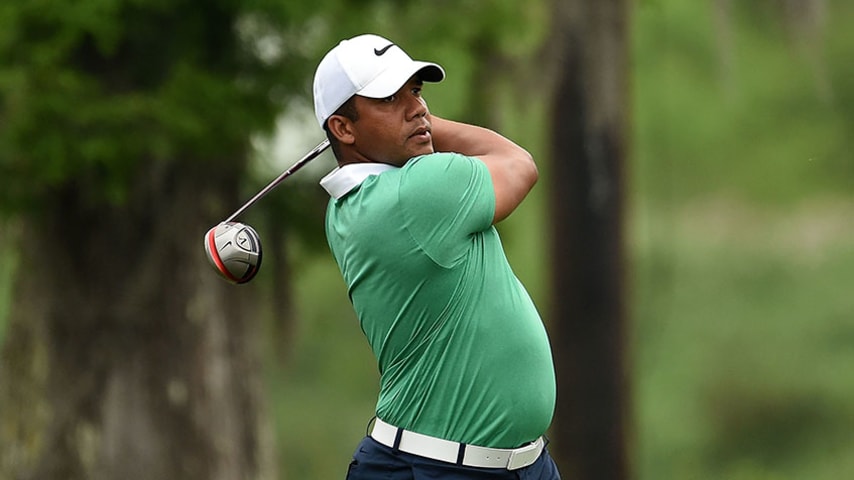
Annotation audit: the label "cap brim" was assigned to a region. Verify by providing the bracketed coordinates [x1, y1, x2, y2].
[358, 61, 445, 99]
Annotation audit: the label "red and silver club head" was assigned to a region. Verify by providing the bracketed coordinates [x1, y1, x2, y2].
[204, 222, 262, 284]
[203, 140, 329, 284]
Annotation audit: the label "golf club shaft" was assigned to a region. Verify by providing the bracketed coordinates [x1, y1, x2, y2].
[224, 139, 331, 223]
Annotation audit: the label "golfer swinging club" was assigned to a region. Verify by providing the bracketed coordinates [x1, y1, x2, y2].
[314, 34, 560, 479]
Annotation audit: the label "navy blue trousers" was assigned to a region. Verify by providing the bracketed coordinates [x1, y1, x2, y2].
[345, 437, 562, 479]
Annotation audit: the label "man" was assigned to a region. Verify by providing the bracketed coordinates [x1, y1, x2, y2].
[313, 34, 560, 479]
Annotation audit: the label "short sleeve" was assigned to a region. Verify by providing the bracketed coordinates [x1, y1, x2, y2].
[398, 153, 495, 267]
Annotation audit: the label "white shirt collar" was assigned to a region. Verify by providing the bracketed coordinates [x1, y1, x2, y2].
[320, 163, 397, 199]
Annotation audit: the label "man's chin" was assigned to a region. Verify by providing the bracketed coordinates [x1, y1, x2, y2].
[411, 144, 435, 158]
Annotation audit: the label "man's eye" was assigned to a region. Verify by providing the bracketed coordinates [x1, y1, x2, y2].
[412, 88, 422, 97]
[382, 94, 397, 103]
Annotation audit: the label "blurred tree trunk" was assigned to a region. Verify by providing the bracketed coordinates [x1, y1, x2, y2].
[711, 0, 737, 95]
[546, 0, 632, 479]
[268, 215, 296, 367]
[0, 158, 273, 480]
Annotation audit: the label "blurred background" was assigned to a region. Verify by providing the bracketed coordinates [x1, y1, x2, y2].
[1, 0, 852, 479]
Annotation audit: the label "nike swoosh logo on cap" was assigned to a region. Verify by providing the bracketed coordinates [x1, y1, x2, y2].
[374, 43, 395, 56]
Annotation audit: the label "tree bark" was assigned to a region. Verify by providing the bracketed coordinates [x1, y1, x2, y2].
[0, 158, 272, 480]
[546, 0, 632, 479]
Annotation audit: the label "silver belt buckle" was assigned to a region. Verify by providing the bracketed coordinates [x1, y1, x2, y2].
[506, 437, 544, 470]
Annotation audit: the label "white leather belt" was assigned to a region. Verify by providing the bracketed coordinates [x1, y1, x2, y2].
[370, 417, 545, 471]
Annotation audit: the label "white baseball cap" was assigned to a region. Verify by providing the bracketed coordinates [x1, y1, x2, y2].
[312, 34, 445, 128]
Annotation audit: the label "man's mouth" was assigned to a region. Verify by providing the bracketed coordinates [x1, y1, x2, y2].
[409, 126, 431, 142]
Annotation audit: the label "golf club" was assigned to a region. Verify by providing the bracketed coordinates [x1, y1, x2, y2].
[204, 139, 331, 283]
[225, 139, 331, 223]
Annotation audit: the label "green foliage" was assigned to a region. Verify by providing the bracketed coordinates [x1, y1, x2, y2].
[2, 0, 852, 478]
[634, 0, 854, 207]
[0, 0, 326, 213]
[630, 1, 854, 478]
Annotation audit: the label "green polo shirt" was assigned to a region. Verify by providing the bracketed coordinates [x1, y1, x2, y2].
[324, 152, 555, 449]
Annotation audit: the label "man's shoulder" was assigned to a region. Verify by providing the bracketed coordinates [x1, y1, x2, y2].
[409, 151, 468, 162]
[403, 151, 481, 173]
[397, 150, 493, 219]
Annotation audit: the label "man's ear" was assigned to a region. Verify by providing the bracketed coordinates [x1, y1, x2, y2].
[326, 115, 356, 145]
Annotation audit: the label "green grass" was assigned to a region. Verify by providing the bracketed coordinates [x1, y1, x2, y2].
[631, 197, 854, 480]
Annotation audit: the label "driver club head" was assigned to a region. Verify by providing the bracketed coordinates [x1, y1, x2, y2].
[204, 222, 262, 284]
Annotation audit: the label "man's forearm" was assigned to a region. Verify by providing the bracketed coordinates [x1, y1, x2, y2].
[431, 116, 523, 158]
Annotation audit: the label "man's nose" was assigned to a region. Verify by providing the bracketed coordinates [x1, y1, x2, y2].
[406, 95, 428, 120]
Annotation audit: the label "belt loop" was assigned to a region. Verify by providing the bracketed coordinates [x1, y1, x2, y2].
[365, 416, 377, 437]
[392, 427, 404, 453]
[455, 443, 466, 465]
